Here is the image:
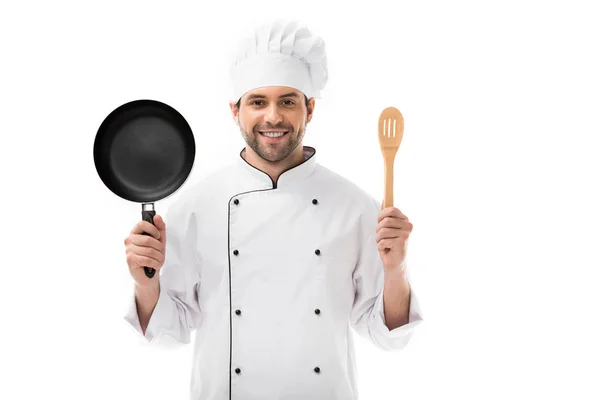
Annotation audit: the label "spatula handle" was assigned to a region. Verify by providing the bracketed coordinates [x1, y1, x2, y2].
[383, 157, 394, 209]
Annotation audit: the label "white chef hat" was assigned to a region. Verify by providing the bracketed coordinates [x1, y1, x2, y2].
[229, 19, 328, 103]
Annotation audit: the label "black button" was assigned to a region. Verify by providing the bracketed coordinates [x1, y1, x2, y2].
[233, 250, 239, 256]
[312, 199, 318, 205]
[314, 367, 320, 373]
[315, 249, 320, 255]
[315, 309, 320, 315]
[235, 310, 241, 316]
[235, 368, 241, 374]
[234, 199, 239, 205]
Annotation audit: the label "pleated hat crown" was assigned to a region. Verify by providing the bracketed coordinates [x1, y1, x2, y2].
[229, 19, 328, 102]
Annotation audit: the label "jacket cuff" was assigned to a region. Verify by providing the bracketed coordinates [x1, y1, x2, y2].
[123, 287, 173, 343]
[372, 285, 424, 339]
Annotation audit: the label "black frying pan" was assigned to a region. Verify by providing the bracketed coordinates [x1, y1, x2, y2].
[94, 99, 195, 278]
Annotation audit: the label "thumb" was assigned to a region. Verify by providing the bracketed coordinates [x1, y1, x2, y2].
[153, 215, 167, 242]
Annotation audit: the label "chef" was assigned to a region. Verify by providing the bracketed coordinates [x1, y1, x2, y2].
[124, 19, 424, 400]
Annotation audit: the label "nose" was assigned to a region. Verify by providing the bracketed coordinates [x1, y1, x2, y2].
[264, 103, 283, 125]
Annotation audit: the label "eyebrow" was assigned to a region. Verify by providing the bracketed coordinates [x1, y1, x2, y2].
[245, 92, 300, 101]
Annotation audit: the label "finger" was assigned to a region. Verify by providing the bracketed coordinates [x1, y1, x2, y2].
[376, 227, 403, 241]
[153, 215, 167, 246]
[126, 250, 163, 271]
[127, 245, 164, 264]
[377, 230, 411, 244]
[126, 251, 162, 270]
[377, 217, 406, 230]
[377, 217, 412, 232]
[128, 234, 164, 253]
[378, 208, 408, 223]
[132, 254, 162, 270]
[131, 220, 161, 240]
[377, 238, 397, 251]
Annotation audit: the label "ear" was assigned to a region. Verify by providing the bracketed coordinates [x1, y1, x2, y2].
[306, 98, 316, 123]
[229, 101, 240, 125]
[229, 101, 238, 117]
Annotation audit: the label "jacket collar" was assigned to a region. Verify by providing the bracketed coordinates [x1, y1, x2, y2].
[237, 146, 317, 189]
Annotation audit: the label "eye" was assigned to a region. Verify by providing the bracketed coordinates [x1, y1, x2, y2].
[250, 100, 265, 106]
[282, 100, 295, 106]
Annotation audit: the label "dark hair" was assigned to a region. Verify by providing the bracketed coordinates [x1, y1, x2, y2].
[235, 94, 310, 109]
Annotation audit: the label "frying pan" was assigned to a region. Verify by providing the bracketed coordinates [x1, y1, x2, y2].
[94, 99, 195, 278]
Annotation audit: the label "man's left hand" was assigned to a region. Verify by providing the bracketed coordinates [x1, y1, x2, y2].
[376, 206, 413, 270]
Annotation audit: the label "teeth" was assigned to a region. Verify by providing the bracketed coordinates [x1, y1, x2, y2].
[261, 131, 286, 138]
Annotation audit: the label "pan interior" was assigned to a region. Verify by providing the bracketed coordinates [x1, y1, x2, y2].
[94, 102, 195, 203]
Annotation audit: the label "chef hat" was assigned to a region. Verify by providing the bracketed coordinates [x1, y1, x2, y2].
[229, 19, 328, 103]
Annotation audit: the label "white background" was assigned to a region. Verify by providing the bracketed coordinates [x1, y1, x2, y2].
[1, 0, 599, 398]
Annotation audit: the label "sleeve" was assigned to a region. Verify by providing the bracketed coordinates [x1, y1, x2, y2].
[349, 196, 424, 352]
[123, 198, 203, 348]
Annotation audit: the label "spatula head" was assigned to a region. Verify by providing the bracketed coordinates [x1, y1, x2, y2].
[378, 106, 404, 149]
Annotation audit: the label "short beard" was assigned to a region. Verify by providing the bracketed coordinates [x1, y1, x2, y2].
[239, 118, 306, 163]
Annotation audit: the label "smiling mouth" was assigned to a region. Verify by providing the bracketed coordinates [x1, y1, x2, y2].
[259, 131, 288, 138]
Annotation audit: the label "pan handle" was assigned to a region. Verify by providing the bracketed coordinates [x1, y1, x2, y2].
[141, 204, 157, 279]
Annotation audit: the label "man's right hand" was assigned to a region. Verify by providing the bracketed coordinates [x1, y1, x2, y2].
[124, 215, 167, 288]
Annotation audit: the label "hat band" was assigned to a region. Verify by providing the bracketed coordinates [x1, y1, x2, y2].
[231, 53, 313, 102]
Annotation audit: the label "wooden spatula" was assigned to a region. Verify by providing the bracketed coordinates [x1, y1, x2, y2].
[378, 106, 404, 209]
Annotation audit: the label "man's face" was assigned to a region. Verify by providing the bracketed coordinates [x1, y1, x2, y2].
[230, 86, 314, 163]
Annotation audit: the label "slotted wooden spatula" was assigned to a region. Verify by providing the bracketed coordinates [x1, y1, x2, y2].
[378, 107, 404, 209]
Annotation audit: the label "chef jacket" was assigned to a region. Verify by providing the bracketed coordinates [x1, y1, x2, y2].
[124, 146, 424, 400]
